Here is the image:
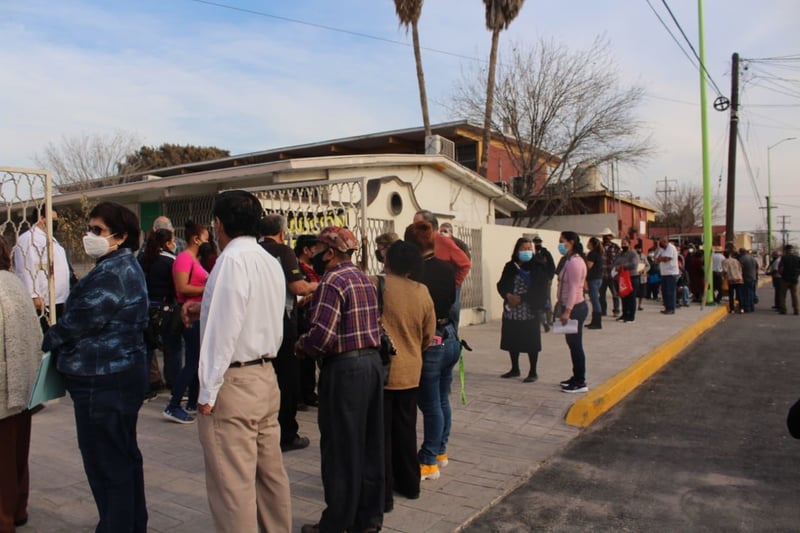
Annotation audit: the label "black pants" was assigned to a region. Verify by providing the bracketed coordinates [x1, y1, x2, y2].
[0, 410, 32, 532]
[65, 361, 148, 533]
[318, 351, 384, 532]
[300, 357, 318, 404]
[621, 277, 640, 321]
[600, 278, 620, 315]
[383, 388, 420, 509]
[274, 336, 301, 443]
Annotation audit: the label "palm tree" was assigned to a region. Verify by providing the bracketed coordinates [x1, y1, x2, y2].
[394, 0, 431, 138]
[479, 0, 525, 178]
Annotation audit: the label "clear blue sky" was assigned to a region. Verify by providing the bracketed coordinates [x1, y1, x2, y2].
[2, 0, 799, 233]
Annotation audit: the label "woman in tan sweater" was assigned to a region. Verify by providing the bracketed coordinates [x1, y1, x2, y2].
[379, 241, 436, 513]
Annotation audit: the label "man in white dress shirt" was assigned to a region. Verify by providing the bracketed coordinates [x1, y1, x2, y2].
[183, 190, 291, 532]
[13, 207, 70, 330]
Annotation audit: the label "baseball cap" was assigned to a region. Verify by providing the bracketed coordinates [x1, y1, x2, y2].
[317, 226, 358, 253]
[532, 233, 542, 242]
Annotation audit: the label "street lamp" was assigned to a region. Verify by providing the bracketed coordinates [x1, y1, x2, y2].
[767, 137, 797, 256]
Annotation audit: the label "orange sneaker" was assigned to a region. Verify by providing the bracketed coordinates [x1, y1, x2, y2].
[420, 463, 440, 480]
[436, 454, 448, 468]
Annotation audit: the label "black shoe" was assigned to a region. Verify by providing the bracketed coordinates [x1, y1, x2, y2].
[586, 323, 602, 329]
[560, 377, 575, 388]
[523, 373, 538, 383]
[301, 524, 320, 533]
[304, 398, 319, 407]
[384, 498, 394, 513]
[660, 310, 675, 315]
[297, 403, 309, 412]
[562, 381, 589, 393]
[501, 370, 520, 378]
[281, 435, 310, 452]
[615, 316, 625, 321]
[14, 517, 28, 527]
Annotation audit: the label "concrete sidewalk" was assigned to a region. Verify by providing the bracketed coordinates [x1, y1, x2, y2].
[24, 297, 727, 533]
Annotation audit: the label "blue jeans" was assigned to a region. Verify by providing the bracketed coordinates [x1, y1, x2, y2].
[588, 278, 602, 315]
[169, 322, 199, 409]
[64, 360, 148, 533]
[417, 325, 460, 466]
[661, 275, 677, 312]
[564, 301, 589, 382]
[600, 278, 619, 315]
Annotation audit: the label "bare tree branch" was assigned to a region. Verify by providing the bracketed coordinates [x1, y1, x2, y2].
[449, 36, 654, 225]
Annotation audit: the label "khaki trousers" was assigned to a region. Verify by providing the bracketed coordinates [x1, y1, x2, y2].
[198, 362, 291, 533]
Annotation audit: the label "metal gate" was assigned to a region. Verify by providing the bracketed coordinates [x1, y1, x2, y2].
[1, 167, 56, 323]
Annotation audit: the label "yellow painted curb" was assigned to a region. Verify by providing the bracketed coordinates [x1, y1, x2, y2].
[565, 304, 729, 428]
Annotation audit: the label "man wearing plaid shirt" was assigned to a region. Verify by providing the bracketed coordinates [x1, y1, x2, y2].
[296, 226, 384, 533]
[600, 228, 621, 317]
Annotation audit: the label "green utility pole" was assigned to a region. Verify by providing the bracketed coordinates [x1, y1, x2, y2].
[697, 0, 714, 304]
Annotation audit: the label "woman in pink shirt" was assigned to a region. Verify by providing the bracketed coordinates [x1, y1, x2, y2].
[163, 221, 210, 424]
[556, 231, 590, 393]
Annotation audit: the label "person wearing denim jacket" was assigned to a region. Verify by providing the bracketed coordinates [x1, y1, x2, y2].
[42, 202, 149, 533]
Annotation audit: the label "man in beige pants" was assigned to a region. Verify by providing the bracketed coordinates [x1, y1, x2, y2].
[184, 190, 291, 532]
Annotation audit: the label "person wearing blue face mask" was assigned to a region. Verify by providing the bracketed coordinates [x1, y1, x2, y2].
[496, 238, 549, 382]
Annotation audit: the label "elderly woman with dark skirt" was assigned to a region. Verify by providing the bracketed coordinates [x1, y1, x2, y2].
[556, 231, 590, 394]
[496, 237, 548, 383]
[0, 237, 43, 532]
[42, 202, 149, 533]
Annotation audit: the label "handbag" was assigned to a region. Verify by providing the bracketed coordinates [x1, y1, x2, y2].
[618, 268, 634, 298]
[376, 276, 397, 385]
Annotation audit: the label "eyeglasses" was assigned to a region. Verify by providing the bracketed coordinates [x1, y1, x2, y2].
[86, 224, 111, 236]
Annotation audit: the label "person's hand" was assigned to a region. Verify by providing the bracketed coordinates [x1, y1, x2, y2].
[294, 340, 306, 359]
[560, 309, 571, 325]
[198, 403, 213, 416]
[506, 294, 521, 307]
[182, 301, 201, 326]
[32, 297, 45, 311]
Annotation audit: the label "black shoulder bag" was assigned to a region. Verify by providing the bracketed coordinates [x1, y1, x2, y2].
[376, 275, 397, 385]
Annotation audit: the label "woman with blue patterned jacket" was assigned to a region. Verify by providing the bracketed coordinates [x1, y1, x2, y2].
[42, 201, 149, 533]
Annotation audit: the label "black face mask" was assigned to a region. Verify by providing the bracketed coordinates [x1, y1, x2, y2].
[534, 244, 542, 251]
[660, 243, 667, 249]
[621, 246, 629, 252]
[375, 249, 384, 264]
[51, 220, 59, 233]
[311, 249, 330, 276]
[198, 242, 214, 258]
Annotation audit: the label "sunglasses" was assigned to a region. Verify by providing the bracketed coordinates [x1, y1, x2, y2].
[86, 224, 111, 236]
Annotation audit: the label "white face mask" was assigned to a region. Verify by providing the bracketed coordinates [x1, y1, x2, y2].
[83, 232, 115, 258]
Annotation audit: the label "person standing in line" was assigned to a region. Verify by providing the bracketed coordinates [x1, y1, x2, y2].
[778, 244, 799, 315]
[613, 238, 640, 323]
[766, 250, 782, 310]
[295, 226, 384, 533]
[294, 235, 321, 409]
[42, 202, 149, 533]
[496, 237, 548, 382]
[721, 250, 744, 314]
[0, 237, 43, 532]
[380, 240, 436, 513]
[634, 243, 649, 311]
[532, 234, 556, 331]
[599, 228, 621, 317]
[405, 221, 459, 482]
[139, 228, 182, 397]
[654, 236, 680, 315]
[556, 231, 590, 393]
[646, 247, 661, 301]
[413, 210, 470, 332]
[585, 237, 605, 330]
[12, 206, 70, 331]
[712, 247, 726, 304]
[183, 190, 292, 532]
[163, 221, 210, 424]
[738, 248, 758, 313]
[259, 214, 318, 452]
[374, 232, 400, 269]
[438, 222, 471, 259]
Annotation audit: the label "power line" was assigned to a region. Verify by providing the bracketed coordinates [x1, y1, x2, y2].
[643, 0, 700, 72]
[181, 0, 485, 63]
[659, 0, 725, 97]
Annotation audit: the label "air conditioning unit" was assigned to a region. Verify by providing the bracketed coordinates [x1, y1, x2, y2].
[425, 135, 455, 160]
[494, 181, 509, 193]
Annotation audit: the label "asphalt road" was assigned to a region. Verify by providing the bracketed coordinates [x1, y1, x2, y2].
[465, 288, 800, 532]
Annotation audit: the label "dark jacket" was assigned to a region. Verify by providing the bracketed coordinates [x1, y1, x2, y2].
[496, 259, 548, 312]
[143, 251, 177, 303]
[780, 253, 800, 283]
[43, 248, 148, 376]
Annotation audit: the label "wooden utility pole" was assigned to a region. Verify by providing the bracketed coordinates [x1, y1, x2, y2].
[725, 53, 740, 246]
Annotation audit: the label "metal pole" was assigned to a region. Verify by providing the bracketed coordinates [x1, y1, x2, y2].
[697, 0, 714, 305]
[767, 137, 797, 257]
[725, 53, 739, 247]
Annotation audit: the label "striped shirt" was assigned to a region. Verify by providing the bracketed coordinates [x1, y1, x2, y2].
[297, 261, 381, 358]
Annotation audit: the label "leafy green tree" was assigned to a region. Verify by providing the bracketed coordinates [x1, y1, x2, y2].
[118, 144, 230, 175]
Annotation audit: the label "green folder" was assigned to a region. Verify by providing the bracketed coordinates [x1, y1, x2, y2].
[28, 352, 66, 409]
